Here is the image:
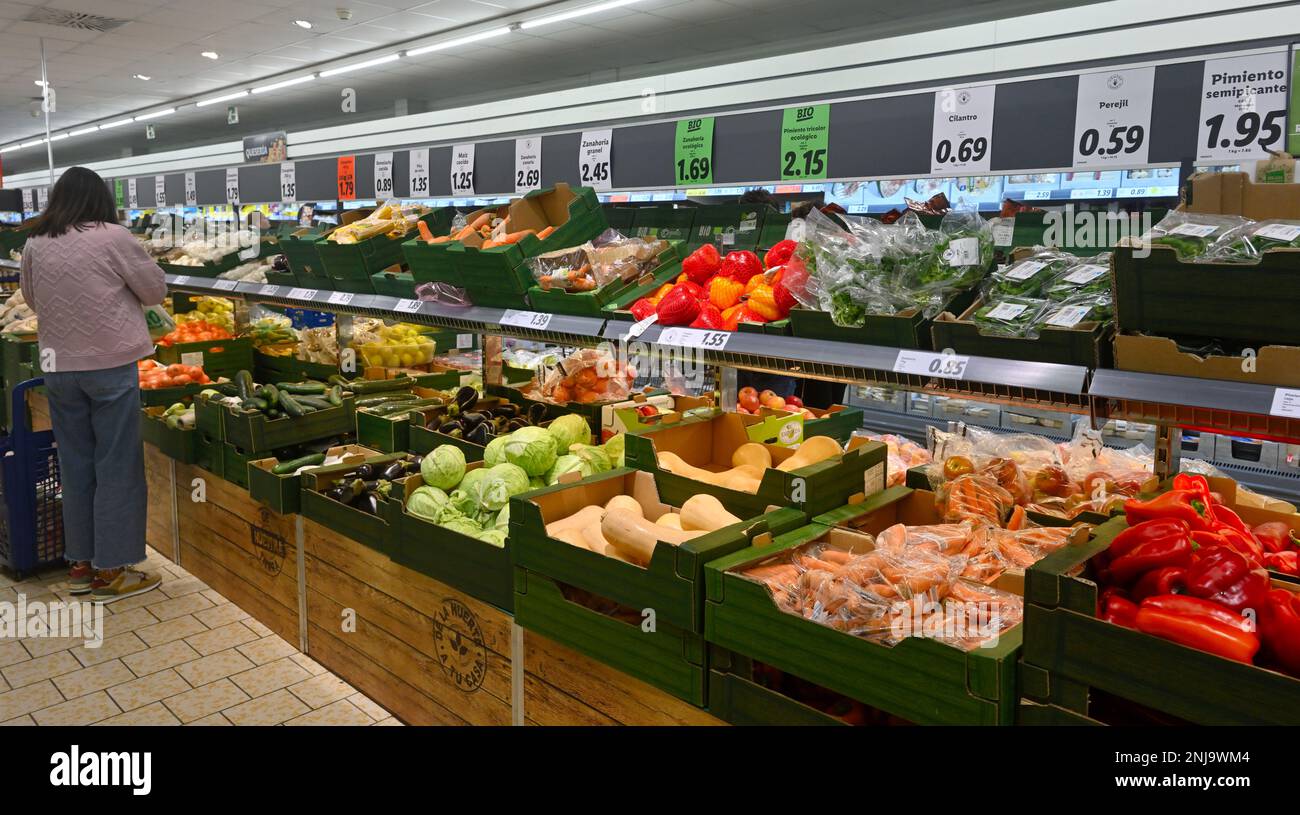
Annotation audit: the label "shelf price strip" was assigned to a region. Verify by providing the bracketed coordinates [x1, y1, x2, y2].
[893, 349, 971, 380]
[658, 327, 731, 351]
[500, 310, 552, 330]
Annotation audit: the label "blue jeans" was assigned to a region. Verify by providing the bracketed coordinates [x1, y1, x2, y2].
[43, 362, 147, 570]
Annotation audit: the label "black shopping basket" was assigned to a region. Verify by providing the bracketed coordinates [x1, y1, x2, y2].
[0, 378, 64, 576]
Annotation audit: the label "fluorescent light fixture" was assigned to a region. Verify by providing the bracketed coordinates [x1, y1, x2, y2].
[197, 89, 249, 107]
[201, 51, 219, 59]
[19, 140, 43, 148]
[293, 19, 313, 29]
[133, 73, 151, 81]
[99, 117, 133, 130]
[318, 53, 400, 77]
[69, 126, 99, 137]
[406, 26, 511, 56]
[251, 74, 315, 94]
[520, 0, 643, 29]
[48, 133, 68, 141]
[34, 80, 47, 87]
[134, 108, 175, 121]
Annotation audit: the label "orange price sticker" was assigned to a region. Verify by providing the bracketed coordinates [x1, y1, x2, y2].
[337, 155, 356, 201]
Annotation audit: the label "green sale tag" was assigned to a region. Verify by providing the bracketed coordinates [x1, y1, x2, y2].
[1289, 47, 1300, 156]
[674, 117, 714, 185]
[114, 179, 125, 208]
[779, 104, 830, 181]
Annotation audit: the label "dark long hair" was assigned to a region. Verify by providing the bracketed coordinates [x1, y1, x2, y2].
[30, 166, 118, 238]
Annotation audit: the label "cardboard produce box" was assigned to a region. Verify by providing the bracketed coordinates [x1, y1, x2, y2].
[298, 453, 408, 556]
[1183, 170, 1300, 219]
[1112, 333, 1300, 388]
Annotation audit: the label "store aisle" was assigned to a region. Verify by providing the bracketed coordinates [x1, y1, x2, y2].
[0, 548, 400, 726]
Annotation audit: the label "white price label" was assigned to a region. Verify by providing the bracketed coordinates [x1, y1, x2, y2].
[456, 334, 473, 349]
[721, 231, 736, 246]
[893, 350, 971, 380]
[944, 236, 981, 267]
[1270, 388, 1300, 418]
[373, 152, 394, 199]
[225, 168, 240, 205]
[931, 85, 995, 174]
[212, 279, 239, 290]
[22, 189, 33, 211]
[1168, 222, 1220, 238]
[184, 172, 197, 206]
[327, 291, 354, 306]
[450, 144, 475, 195]
[739, 218, 758, 232]
[515, 137, 542, 194]
[127, 178, 138, 209]
[279, 162, 296, 203]
[409, 148, 430, 197]
[180, 352, 205, 367]
[1064, 264, 1108, 284]
[172, 275, 190, 286]
[394, 298, 422, 313]
[986, 302, 1029, 320]
[238, 246, 258, 261]
[288, 287, 317, 300]
[1254, 223, 1300, 242]
[622, 313, 658, 340]
[155, 175, 166, 207]
[258, 284, 280, 296]
[578, 129, 613, 192]
[1197, 51, 1288, 163]
[1045, 304, 1093, 327]
[500, 310, 552, 330]
[1005, 260, 1046, 281]
[36, 187, 48, 209]
[1072, 67, 1155, 168]
[990, 219, 1014, 246]
[658, 327, 731, 350]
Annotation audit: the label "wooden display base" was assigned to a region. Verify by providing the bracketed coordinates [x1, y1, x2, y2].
[144, 443, 176, 562]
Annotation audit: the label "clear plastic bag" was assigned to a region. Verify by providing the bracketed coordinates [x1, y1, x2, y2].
[1035, 290, 1113, 329]
[1141, 211, 1253, 260]
[528, 233, 669, 292]
[1206, 218, 1300, 261]
[935, 473, 1016, 526]
[1042, 252, 1111, 301]
[985, 247, 1076, 299]
[851, 431, 931, 487]
[532, 347, 635, 405]
[969, 295, 1050, 338]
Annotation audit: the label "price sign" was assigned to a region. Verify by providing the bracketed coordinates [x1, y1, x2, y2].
[127, 178, 138, 209]
[1198, 51, 1289, 162]
[373, 152, 394, 199]
[288, 287, 318, 300]
[990, 219, 1014, 247]
[225, 168, 240, 205]
[258, 284, 280, 296]
[213, 279, 239, 291]
[337, 155, 356, 200]
[456, 334, 473, 349]
[450, 144, 475, 196]
[893, 349, 971, 380]
[779, 105, 830, 181]
[394, 298, 423, 313]
[674, 117, 714, 185]
[172, 275, 191, 287]
[184, 172, 197, 206]
[578, 129, 613, 191]
[180, 352, 205, 367]
[21, 189, 33, 212]
[931, 85, 996, 174]
[658, 327, 731, 350]
[37, 187, 48, 210]
[515, 137, 541, 194]
[155, 175, 166, 207]
[327, 291, 354, 306]
[114, 179, 125, 208]
[500, 310, 553, 330]
[1271, 388, 1300, 418]
[1073, 67, 1155, 168]
[270, 161, 294, 204]
[409, 148, 430, 197]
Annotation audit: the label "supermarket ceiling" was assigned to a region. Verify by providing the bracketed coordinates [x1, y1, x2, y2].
[0, 0, 1115, 174]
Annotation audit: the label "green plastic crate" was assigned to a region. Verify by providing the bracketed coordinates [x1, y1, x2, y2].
[315, 210, 447, 282]
[370, 270, 416, 299]
[525, 241, 682, 317]
[221, 398, 355, 453]
[788, 286, 978, 350]
[299, 454, 406, 557]
[687, 204, 770, 250]
[154, 337, 254, 379]
[629, 205, 697, 243]
[140, 407, 197, 464]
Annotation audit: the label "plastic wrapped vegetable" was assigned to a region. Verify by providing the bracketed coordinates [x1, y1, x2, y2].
[969, 296, 1050, 338]
[1141, 211, 1252, 260]
[985, 249, 1075, 298]
[1042, 253, 1111, 301]
[935, 473, 1015, 526]
[1208, 219, 1300, 261]
[1034, 292, 1112, 329]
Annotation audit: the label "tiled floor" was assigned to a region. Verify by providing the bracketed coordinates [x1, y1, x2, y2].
[0, 548, 400, 726]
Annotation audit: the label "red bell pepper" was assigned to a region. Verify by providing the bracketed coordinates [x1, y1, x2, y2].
[1130, 566, 1188, 603]
[1107, 519, 1194, 584]
[763, 239, 797, 270]
[1135, 594, 1260, 663]
[1173, 473, 1214, 508]
[1264, 550, 1300, 575]
[1253, 521, 1300, 554]
[1101, 592, 1140, 629]
[1124, 490, 1214, 531]
[1257, 588, 1300, 677]
[1185, 546, 1270, 613]
[1214, 526, 1264, 563]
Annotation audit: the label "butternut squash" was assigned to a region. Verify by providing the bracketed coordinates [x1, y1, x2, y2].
[656, 512, 683, 530]
[552, 527, 590, 550]
[545, 505, 603, 537]
[601, 508, 704, 565]
[604, 495, 643, 517]
[680, 494, 742, 531]
[717, 464, 764, 492]
[656, 451, 723, 484]
[776, 435, 843, 472]
[731, 442, 773, 470]
[582, 525, 612, 554]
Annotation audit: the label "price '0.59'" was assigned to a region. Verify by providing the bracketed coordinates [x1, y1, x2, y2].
[934, 137, 988, 165]
[515, 169, 540, 188]
[581, 161, 610, 183]
[782, 149, 825, 178]
[676, 157, 710, 182]
[1203, 110, 1285, 151]
[1078, 125, 1145, 157]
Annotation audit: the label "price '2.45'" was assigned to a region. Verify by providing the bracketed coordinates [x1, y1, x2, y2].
[581, 161, 610, 183]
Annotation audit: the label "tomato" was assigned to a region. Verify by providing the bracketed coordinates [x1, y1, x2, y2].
[170, 374, 192, 385]
[943, 456, 975, 480]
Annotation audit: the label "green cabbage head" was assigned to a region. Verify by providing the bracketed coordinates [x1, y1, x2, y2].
[421, 445, 466, 491]
[503, 426, 557, 477]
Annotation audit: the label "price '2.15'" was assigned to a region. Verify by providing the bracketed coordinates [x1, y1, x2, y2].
[783, 149, 826, 178]
[1078, 124, 1144, 157]
[934, 137, 987, 165]
[1204, 110, 1284, 150]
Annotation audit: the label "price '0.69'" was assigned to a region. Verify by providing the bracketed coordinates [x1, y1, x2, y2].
[934, 137, 988, 165]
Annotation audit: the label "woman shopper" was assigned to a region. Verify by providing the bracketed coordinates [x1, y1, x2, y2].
[19, 166, 167, 603]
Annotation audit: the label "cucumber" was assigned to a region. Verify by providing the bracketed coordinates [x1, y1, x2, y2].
[265, 408, 281, 419]
[211, 381, 240, 397]
[368, 397, 443, 416]
[276, 382, 327, 395]
[271, 453, 327, 475]
[234, 370, 255, 402]
[244, 397, 269, 412]
[259, 384, 280, 406]
[327, 385, 344, 407]
[294, 396, 333, 410]
[279, 391, 306, 418]
[354, 394, 417, 407]
[348, 376, 417, 394]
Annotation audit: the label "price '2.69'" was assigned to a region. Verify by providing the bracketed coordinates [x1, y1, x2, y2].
[1078, 124, 1144, 157]
[934, 137, 988, 165]
[515, 168, 540, 188]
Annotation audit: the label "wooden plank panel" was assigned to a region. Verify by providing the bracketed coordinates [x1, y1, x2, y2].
[144, 443, 175, 561]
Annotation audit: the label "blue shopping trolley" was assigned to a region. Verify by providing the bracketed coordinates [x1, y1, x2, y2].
[0, 378, 64, 577]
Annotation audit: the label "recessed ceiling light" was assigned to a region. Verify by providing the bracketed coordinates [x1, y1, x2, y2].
[201, 51, 219, 59]
[33, 80, 47, 87]
[293, 19, 313, 29]
[133, 73, 151, 80]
